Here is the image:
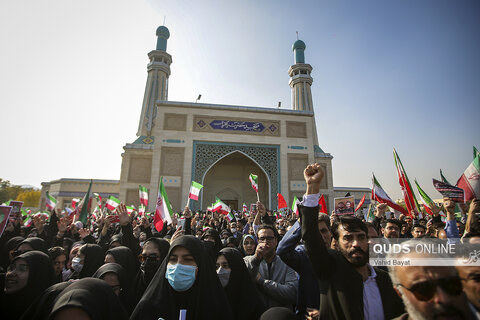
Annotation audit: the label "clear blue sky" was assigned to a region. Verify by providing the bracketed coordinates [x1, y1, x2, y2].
[0, 0, 478, 201]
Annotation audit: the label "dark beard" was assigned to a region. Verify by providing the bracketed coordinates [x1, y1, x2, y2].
[338, 246, 369, 267]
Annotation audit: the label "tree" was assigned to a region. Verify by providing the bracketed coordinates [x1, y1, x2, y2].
[16, 190, 41, 207]
[0, 178, 38, 205]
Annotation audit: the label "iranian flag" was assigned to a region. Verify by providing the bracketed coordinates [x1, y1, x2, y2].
[154, 178, 173, 232]
[93, 193, 102, 208]
[45, 192, 57, 210]
[188, 181, 203, 200]
[474, 146, 479, 159]
[414, 180, 435, 216]
[393, 149, 420, 216]
[139, 185, 148, 215]
[213, 197, 231, 215]
[71, 198, 80, 210]
[249, 174, 258, 192]
[106, 196, 120, 211]
[242, 203, 248, 213]
[225, 211, 235, 222]
[126, 205, 136, 215]
[372, 174, 408, 215]
[291, 196, 300, 216]
[207, 204, 214, 212]
[456, 153, 480, 201]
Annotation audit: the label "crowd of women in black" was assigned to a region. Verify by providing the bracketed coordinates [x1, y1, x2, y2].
[0, 189, 478, 320]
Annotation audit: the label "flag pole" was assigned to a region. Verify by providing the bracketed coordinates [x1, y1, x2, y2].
[186, 197, 191, 209]
[256, 191, 260, 203]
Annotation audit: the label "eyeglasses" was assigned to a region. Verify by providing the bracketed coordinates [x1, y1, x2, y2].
[258, 236, 276, 243]
[397, 277, 463, 301]
[138, 254, 160, 263]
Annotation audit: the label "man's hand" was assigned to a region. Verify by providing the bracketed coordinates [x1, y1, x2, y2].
[117, 203, 131, 226]
[304, 163, 324, 194]
[256, 201, 266, 217]
[78, 228, 91, 239]
[171, 227, 185, 243]
[375, 203, 388, 218]
[57, 217, 68, 234]
[468, 199, 480, 215]
[254, 243, 265, 261]
[183, 206, 192, 219]
[443, 198, 455, 214]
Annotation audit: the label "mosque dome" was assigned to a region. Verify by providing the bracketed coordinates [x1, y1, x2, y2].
[156, 26, 170, 39]
[292, 39, 306, 51]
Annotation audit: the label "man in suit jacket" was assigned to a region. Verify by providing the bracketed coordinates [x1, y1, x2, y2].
[300, 163, 404, 320]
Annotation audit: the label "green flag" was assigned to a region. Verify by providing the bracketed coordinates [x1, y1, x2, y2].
[78, 180, 92, 224]
[474, 146, 479, 159]
[440, 169, 451, 185]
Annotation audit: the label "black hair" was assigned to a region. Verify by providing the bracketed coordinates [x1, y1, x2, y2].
[381, 219, 402, 229]
[331, 216, 368, 241]
[412, 224, 426, 231]
[257, 224, 280, 241]
[47, 246, 67, 261]
[318, 213, 331, 229]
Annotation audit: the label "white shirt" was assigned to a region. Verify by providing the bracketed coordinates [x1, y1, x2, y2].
[363, 264, 384, 320]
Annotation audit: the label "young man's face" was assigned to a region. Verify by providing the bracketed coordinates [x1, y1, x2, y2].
[412, 227, 426, 238]
[318, 221, 331, 248]
[383, 222, 400, 238]
[335, 224, 368, 267]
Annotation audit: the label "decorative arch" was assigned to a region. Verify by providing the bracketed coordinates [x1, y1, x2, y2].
[191, 141, 280, 210]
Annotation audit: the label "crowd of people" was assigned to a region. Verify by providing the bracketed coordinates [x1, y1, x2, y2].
[0, 163, 479, 319]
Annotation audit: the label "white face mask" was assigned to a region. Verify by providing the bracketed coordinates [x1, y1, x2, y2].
[216, 267, 231, 288]
[71, 257, 83, 273]
[231, 228, 237, 233]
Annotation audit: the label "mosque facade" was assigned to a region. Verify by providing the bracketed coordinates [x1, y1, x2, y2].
[118, 26, 369, 212]
[40, 26, 370, 213]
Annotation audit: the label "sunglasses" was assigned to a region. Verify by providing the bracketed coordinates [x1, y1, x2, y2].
[397, 276, 463, 301]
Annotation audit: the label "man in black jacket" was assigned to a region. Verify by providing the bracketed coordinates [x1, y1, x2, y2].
[300, 163, 404, 320]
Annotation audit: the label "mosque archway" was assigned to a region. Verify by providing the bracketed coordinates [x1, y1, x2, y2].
[201, 151, 269, 211]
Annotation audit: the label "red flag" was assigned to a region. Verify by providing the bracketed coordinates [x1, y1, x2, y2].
[393, 149, 420, 216]
[354, 194, 366, 213]
[319, 195, 328, 214]
[277, 193, 287, 209]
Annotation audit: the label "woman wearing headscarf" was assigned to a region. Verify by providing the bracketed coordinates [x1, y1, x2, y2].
[0, 236, 24, 272]
[1, 250, 56, 320]
[201, 228, 223, 267]
[217, 248, 265, 320]
[131, 237, 170, 306]
[22, 278, 128, 320]
[131, 235, 234, 320]
[93, 262, 134, 315]
[239, 234, 257, 257]
[62, 240, 83, 281]
[104, 246, 139, 281]
[68, 243, 104, 279]
[14, 237, 47, 255]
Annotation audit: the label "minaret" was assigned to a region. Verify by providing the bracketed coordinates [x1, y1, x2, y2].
[288, 39, 314, 112]
[137, 26, 172, 137]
